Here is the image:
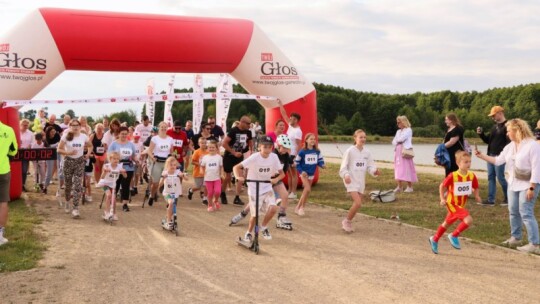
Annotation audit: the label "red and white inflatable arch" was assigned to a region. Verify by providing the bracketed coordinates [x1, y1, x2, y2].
[0, 8, 317, 200]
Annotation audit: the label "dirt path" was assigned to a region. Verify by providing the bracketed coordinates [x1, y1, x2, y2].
[1, 176, 538, 304]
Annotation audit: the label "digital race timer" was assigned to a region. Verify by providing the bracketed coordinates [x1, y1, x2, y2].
[10, 148, 57, 161]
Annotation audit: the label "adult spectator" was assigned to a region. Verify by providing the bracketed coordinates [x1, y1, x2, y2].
[191, 123, 217, 150]
[221, 115, 253, 205]
[44, 114, 63, 134]
[146, 122, 174, 206]
[267, 119, 286, 144]
[19, 119, 33, 191]
[103, 117, 110, 133]
[108, 126, 137, 212]
[207, 116, 224, 142]
[278, 99, 303, 199]
[392, 115, 418, 193]
[254, 121, 262, 134]
[79, 116, 91, 135]
[442, 113, 465, 176]
[135, 115, 154, 144]
[476, 106, 510, 206]
[32, 108, 48, 134]
[183, 120, 195, 171]
[90, 123, 107, 186]
[43, 126, 61, 194]
[0, 120, 17, 246]
[475, 119, 540, 254]
[534, 119, 540, 143]
[57, 119, 92, 218]
[59, 114, 71, 132]
[166, 120, 189, 172]
[102, 118, 121, 149]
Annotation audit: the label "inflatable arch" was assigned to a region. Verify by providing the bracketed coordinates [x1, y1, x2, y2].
[0, 8, 317, 200]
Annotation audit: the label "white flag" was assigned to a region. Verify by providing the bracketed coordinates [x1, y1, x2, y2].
[216, 73, 232, 134]
[193, 74, 204, 134]
[163, 74, 176, 128]
[145, 78, 155, 126]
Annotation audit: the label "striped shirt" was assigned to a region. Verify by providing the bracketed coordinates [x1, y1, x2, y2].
[442, 171, 479, 213]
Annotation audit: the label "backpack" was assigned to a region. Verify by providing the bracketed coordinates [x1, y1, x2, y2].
[369, 190, 396, 203]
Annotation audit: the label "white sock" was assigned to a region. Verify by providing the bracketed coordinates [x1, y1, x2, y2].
[261, 226, 267, 231]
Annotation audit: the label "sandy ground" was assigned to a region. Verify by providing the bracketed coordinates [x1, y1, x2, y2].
[1, 163, 538, 304]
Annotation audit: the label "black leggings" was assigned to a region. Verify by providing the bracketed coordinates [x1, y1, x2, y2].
[115, 171, 134, 201]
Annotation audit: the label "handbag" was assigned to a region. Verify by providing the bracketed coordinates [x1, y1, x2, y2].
[514, 166, 531, 181]
[402, 148, 414, 159]
[369, 190, 396, 203]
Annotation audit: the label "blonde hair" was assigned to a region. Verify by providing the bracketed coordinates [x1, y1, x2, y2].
[353, 129, 366, 143]
[455, 150, 471, 163]
[164, 156, 178, 168]
[397, 115, 411, 128]
[506, 118, 534, 141]
[108, 151, 120, 161]
[206, 140, 218, 149]
[94, 123, 104, 132]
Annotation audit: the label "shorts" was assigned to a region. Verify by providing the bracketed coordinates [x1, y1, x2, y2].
[344, 180, 366, 194]
[444, 208, 470, 225]
[223, 153, 243, 173]
[97, 179, 116, 189]
[248, 191, 276, 218]
[194, 177, 204, 188]
[94, 154, 107, 162]
[151, 161, 165, 182]
[0, 172, 11, 202]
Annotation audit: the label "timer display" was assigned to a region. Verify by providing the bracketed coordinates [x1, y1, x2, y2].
[10, 148, 57, 161]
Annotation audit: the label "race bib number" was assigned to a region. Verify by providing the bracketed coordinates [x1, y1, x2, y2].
[305, 154, 318, 165]
[96, 147, 105, 154]
[174, 139, 183, 147]
[353, 159, 366, 171]
[159, 144, 170, 151]
[120, 148, 132, 158]
[454, 181, 472, 196]
[109, 171, 119, 179]
[207, 162, 219, 167]
[141, 131, 150, 138]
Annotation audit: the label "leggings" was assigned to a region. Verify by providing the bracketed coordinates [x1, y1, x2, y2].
[33, 161, 47, 185]
[21, 160, 29, 186]
[115, 171, 134, 201]
[63, 156, 85, 207]
[205, 180, 222, 202]
[44, 159, 55, 188]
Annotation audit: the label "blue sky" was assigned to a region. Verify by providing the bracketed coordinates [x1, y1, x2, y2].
[2, 0, 540, 118]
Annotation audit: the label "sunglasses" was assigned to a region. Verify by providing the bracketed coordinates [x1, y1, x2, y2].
[205, 127, 212, 130]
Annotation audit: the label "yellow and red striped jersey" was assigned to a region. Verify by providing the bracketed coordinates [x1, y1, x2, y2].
[442, 171, 479, 213]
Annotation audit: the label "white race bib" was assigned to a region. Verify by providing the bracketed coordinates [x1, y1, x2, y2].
[353, 159, 366, 171]
[454, 181, 472, 196]
[120, 148, 132, 158]
[174, 139, 184, 147]
[305, 154, 318, 165]
[96, 147, 105, 154]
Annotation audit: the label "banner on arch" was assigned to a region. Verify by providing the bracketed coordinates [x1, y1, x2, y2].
[192, 74, 204, 134]
[216, 73, 232, 134]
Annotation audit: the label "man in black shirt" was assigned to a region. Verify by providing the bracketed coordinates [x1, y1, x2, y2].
[476, 106, 510, 206]
[207, 116, 225, 142]
[221, 115, 252, 205]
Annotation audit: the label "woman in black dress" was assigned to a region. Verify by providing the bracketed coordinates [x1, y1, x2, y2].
[443, 113, 465, 176]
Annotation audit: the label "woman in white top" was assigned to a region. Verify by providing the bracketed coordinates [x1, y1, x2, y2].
[102, 118, 121, 149]
[391, 115, 418, 193]
[146, 121, 174, 206]
[19, 119, 34, 191]
[79, 116, 91, 135]
[57, 119, 93, 219]
[475, 118, 540, 254]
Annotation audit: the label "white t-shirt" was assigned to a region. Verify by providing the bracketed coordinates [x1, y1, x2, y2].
[151, 135, 174, 159]
[61, 133, 88, 159]
[200, 154, 223, 181]
[339, 145, 378, 194]
[161, 169, 183, 196]
[135, 123, 154, 143]
[286, 124, 302, 155]
[98, 163, 124, 188]
[102, 130, 116, 148]
[241, 152, 282, 195]
[20, 129, 34, 149]
[132, 141, 144, 157]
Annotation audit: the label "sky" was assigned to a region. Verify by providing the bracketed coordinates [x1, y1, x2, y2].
[2, 0, 540, 118]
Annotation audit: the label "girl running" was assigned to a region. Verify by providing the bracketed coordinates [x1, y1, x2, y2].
[188, 137, 209, 205]
[339, 129, 380, 232]
[200, 140, 223, 212]
[294, 133, 326, 216]
[158, 157, 186, 230]
[97, 151, 127, 221]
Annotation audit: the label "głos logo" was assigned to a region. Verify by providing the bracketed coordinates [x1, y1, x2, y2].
[259, 52, 298, 79]
[0, 44, 47, 74]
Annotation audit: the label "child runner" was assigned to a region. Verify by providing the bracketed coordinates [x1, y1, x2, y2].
[429, 151, 481, 254]
[200, 140, 223, 212]
[31, 133, 47, 192]
[230, 134, 294, 230]
[339, 129, 381, 232]
[158, 156, 186, 230]
[294, 133, 326, 216]
[233, 136, 284, 242]
[83, 148, 95, 203]
[188, 137, 209, 205]
[130, 132, 143, 196]
[97, 151, 127, 221]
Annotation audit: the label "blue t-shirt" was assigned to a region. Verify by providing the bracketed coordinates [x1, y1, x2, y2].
[295, 148, 325, 176]
[108, 141, 137, 171]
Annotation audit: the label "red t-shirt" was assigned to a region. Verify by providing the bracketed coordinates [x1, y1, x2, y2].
[166, 129, 189, 163]
[442, 170, 479, 213]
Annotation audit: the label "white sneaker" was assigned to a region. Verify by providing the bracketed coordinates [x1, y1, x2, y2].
[262, 228, 272, 240]
[288, 192, 297, 199]
[516, 243, 540, 254]
[85, 196, 93, 202]
[112, 214, 119, 221]
[0, 236, 8, 246]
[71, 209, 80, 219]
[102, 212, 110, 220]
[393, 187, 402, 193]
[404, 187, 414, 193]
[501, 237, 522, 248]
[64, 201, 71, 214]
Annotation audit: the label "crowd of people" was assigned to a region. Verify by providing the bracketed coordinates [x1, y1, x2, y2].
[0, 104, 539, 255]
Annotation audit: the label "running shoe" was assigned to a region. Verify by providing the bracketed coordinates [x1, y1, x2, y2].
[262, 228, 272, 240]
[404, 187, 414, 193]
[429, 236, 438, 254]
[516, 243, 540, 254]
[71, 209, 80, 219]
[214, 202, 221, 210]
[148, 197, 154, 207]
[233, 196, 244, 206]
[341, 218, 353, 233]
[122, 204, 130, 212]
[187, 188, 193, 200]
[448, 234, 461, 249]
[501, 237, 522, 248]
[0, 236, 8, 247]
[220, 192, 228, 205]
[276, 198, 282, 206]
[476, 200, 495, 207]
[202, 198, 209, 205]
[244, 232, 253, 242]
[231, 211, 247, 224]
[207, 205, 214, 212]
[85, 195, 93, 203]
[288, 192, 297, 199]
[102, 212, 110, 220]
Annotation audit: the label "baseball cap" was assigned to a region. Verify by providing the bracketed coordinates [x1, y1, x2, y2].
[174, 120, 182, 128]
[259, 135, 273, 146]
[133, 132, 141, 138]
[488, 106, 504, 117]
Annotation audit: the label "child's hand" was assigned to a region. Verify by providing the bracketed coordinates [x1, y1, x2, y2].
[439, 199, 446, 206]
[344, 175, 351, 184]
[374, 169, 381, 176]
[182, 173, 188, 180]
[301, 172, 308, 178]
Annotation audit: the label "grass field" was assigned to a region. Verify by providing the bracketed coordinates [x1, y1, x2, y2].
[310, 163, 537, 246]
[0, 199, 45, 273]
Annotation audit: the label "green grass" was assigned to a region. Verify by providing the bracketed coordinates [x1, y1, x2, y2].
[0, 199, 46, 272]
[312, 163, 537, 246]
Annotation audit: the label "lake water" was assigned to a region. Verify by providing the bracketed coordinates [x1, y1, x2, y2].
[319, 143, 487, 171]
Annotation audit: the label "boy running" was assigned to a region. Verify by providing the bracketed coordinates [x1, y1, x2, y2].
[429, 151, 481, 254]
[188, 137, 209, 205]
